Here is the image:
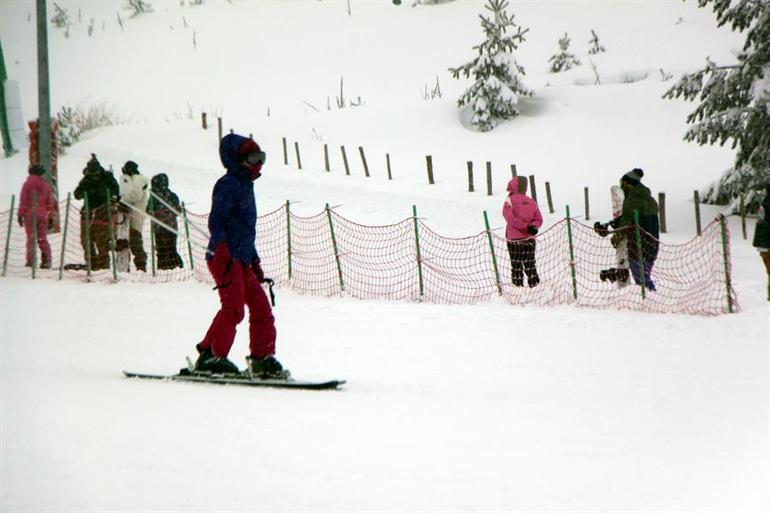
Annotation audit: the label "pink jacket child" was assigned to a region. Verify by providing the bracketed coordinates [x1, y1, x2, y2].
[17, 166, 55, 268]
[502, 177, 543, 287]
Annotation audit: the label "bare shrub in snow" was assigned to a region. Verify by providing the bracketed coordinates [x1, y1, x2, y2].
[50, 3, 70, 28]
[588, 29, 605, 55]
[125, 0, 154, 17]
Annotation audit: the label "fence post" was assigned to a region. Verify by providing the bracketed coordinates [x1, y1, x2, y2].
[739, 193, 747, 240]
[324, 144, 330, 172]
[633, 209, 647, 300]
[181, 202, 194, 272]
[217, 117, 222, 142]
[467, 161, 474, 192]
[106, 190, 117, 280]
[294, 141, 302, 170]
[412, 205, 425, 298]
[325, 203, 344, 292]
[341, 146, 350, 175]
[386, 153, 393, 180]
[285, 200, 292, 280]
[511, 164, 517, 178]
[426, 155, 435, 185]
[58, 193, 71, 280]
[282, 137, 288, 165]
[718, 214, 735, 314]
[358, 146, 370, 177]
[658, 192, 667, 233]
[483, 210, 502, 296]
[201, 112, 207, 130]
[148, 197, 156, 277]
[486, 162, 493, 196]
[584, 187, 590, 221]
[545, 181, 555, 214]
[529, 175, 538, 204]
[2, 195, 14, 277]
[565, 205, 578, 301]
[84, 193, 92, 278]
[693, 190, 702, 236]
[31, 192, 38, 279]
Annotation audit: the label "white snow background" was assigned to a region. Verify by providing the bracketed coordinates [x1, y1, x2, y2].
[0, 0, 768, 511]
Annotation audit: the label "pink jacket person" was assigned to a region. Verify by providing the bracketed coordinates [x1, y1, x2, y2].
[18, 174, 55, 221]
[502, 177, 543, 240]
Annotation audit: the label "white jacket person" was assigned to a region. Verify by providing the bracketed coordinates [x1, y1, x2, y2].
[119, 161, 150, 231]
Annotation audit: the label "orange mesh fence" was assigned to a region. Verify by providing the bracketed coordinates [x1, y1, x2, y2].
[0, 199, 738, 316]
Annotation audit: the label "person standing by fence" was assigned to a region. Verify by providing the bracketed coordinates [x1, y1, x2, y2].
[752, 183, 770, 301]
[17, 165, 55, 268]
[119, 161, 149, 272]
[147, 173, 183, 270]
[73, 154, 119, 270]
[502, 176, 543, 287]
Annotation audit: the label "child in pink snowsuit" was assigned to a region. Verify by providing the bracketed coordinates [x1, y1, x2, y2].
[502, 176, 543, 287]
[18, 165, 55, 268]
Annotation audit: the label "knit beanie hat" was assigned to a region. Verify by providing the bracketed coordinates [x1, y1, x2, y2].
[621, 168, 644, 185]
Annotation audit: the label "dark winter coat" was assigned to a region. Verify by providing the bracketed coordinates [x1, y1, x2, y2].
[148, 174, 181, 231]
[206, 133, 259, 263]
[73, 169, 120, 209]
[752, 185, 770, 250]
[616, 183, 660, 262]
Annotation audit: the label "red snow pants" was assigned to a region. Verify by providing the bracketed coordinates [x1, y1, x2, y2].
[199, 248, 276, 359]
[24, 215, 52, 266]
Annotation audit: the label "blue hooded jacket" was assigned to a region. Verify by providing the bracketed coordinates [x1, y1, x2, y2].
[206, 133, 259, 263]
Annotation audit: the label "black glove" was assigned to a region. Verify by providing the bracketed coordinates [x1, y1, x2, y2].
[251, 258, 265, 283]
[527, 225, 538, 236]
[17, 215, 23, 227]
[593, 221, 609, 237]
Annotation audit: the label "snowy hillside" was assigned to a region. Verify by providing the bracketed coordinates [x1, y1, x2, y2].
[0, 1, 768, 511]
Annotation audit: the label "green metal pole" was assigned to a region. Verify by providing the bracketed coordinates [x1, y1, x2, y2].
[412, 205, 425, 298]
[633, 210, 646, 300]
[483, 210, 502, 296]
[84, 192, 92, 278]
[325, 203, 344, 292]
[106, 190, 117, 280]
[149, 197, 156, 277]
[58, 193, 70, 280]
[718, 214, 735, 314]
[565, 205, 578, 301]
[285, 200, 292, 280]
[181, 201, 194, 271]
[31, 192, 38, 278]
[0, 38, 17, 157]
[2, 195, 15, 277]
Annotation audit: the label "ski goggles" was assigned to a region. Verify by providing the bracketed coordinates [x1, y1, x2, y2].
[246, 151, 267, 166]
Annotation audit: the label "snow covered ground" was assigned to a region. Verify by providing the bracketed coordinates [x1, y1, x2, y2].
[0, 0, 768, 511]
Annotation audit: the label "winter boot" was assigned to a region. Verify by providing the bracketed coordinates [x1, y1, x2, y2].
[194, 348, 241, 375]
[246, 355, 290, 380]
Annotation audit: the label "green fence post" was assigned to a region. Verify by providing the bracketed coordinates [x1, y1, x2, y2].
[58, 193, 71, 280]
[181, 202, 194, 272]
[31, 192, 38, 279]
[412, 205, 425, 298]
[106, 190, 117, 280]
[718, 214, 735, 314]
[285, 200, 292, 280]
[325, 203, 344, 292]
[1, 195, 14, 277]
[84, 193, 92, 278]
[149, 197, 156, 277]
[565, 205, 578, 301]
[483, 210, 502, 296]
[633, 210, 647, 300]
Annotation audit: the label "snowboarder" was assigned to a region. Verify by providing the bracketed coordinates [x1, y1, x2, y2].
[752, 183, 770, 301]
[612, 168, 659, 291]
[147, 173, 183, 270]
[119, 161, 149, 272]
[17, 165, 56, 269]
[194, 133, 287, 378]
[502, 176, 543, 287]
[73, 154, 120, 270]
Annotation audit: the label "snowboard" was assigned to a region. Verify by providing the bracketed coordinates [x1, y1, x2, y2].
[114, 207, 131, 272]
[123, 370, 346, 391]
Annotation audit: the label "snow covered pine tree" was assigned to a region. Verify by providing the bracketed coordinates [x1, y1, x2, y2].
[449, 0, 533, 132]
[663, 0, 770, 212]
[548, 32, 581, 72]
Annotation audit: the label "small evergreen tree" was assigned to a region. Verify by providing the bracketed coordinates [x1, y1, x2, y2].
[588, 29, 605, 55]
[449, 0, 533, 132]
[56, 106, 83, 155]
[50, 3, 70, 28]
[548, 32, 580, 73]
[663, 0, 770, 212]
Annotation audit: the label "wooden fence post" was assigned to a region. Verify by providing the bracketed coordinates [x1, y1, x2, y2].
[426, 155, 435, 184]
[694, 190, 702, 236]
[658, 192, 667, 233]
[217, 117, 222, 141]
[282, 137, 288, 165]
[584, 187, 590, 220]
[341, 146, 351, 175]
[324, 144, 330, 172]
[545, 181, 555, 214]
[358, 146, 370, 177]
[528, 175, 538, 204]
[739, 193, 747, 239]
[486, 161, 493, 196]
[201, 112, 207, 130]
[510, 164, 517, 178]
[467, 161, 474, 192]
[386, 153, 393, 180]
